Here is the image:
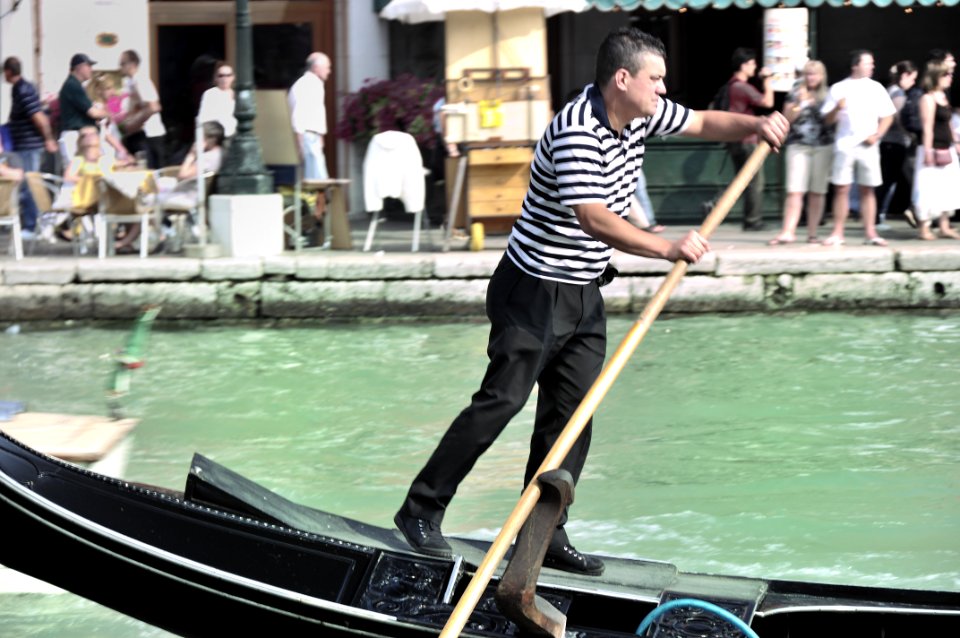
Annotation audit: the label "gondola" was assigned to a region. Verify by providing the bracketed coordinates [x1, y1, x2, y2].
[1, 428, 958, 638]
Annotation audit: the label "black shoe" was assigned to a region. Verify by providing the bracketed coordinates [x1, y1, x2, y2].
[543, 529, 605, 576]
[742, 222, 767, 232]
[394, 511, 452, 558]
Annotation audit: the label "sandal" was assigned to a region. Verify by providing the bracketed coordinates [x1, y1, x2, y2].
[863, 236, 888, 247]
[938, 228, 960, 240]
[821, 236, 845, 246]
[807, 236, 821, 244]
[767, 236, 796, 246]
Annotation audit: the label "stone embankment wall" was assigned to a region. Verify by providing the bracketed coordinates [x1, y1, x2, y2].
[1, 247, 959, 321]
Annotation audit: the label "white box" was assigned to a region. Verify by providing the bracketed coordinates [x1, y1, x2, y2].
[208, 194, 284, 258]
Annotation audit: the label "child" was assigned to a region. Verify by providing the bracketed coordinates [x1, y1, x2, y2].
[91, 74, 132, 167]
[51, 127, 113, 242]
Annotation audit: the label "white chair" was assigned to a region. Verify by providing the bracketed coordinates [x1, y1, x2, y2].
[152, 166, 215, 253]
[97, 172, 154, 259]
[362, 130, 428, 252]
[28, 171, 100, 256]
[0, 177, 24, 260]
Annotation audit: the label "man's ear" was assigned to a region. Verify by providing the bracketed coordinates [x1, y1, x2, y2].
[613, 68, 629, 92]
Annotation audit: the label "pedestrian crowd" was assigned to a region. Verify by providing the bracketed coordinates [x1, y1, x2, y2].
[2, 48, 332, 255]
[689, 46, 959, 248]
[2, 44, 957, 257]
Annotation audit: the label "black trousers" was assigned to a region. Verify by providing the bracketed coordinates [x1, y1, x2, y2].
[877, 141, 913, 219]
[401, 256, 606, 527]
[121, 131, 166, 169]
[727, 142, 765, 228]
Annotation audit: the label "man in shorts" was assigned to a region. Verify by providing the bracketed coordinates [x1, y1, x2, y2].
[821, 50, 896, 246]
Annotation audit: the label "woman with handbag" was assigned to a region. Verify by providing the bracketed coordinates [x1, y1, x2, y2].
[912, 61, 960, 240]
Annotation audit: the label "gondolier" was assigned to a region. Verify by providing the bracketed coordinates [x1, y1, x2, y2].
[394, 26, 789, 575]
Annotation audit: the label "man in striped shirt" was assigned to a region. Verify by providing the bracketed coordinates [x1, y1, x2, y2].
[395, 27, 789, 575]
[3, 57, 57, 238]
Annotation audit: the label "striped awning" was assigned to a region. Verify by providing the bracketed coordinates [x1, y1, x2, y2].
[590, 0, 957, 8]
[376, 0, 959, 13]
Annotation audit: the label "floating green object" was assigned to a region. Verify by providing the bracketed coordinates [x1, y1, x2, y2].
[106, 305, 161, 419]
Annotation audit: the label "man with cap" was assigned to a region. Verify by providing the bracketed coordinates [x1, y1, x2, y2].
[58, 53, 106, 169]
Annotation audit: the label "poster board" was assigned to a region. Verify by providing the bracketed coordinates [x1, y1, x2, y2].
[763, 8, 810, 93]
[253, 89, 300, 166]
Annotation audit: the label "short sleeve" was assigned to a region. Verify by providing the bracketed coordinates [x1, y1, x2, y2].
[647, 98, 693, 138]
[136, 75, 160, 103]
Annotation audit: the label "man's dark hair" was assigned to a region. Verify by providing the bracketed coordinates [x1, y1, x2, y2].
[924, 48, 954, 66]
[731, 48, 756, 72]
[122, 49, 141, 66]
[3, 57, 21, 76]
[850, 49, 872, 68]
[594, 27, 666, 88]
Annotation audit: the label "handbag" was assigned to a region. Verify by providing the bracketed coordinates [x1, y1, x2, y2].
[933, 148, 953, 167]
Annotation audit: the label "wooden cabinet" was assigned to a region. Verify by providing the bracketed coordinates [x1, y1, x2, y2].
[468, 148, 531, 222]
[446, 145, 533, 237]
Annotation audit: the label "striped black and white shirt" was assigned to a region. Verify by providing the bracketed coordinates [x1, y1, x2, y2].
[506, 85, 692, 284]
[8, 78, 45, 151]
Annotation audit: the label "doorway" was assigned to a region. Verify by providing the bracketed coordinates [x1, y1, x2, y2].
[157, 25, 226, 160]
[150, 1, 335, 170]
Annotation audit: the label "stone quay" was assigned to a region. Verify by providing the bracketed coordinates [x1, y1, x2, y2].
[2, 221, 960, 322]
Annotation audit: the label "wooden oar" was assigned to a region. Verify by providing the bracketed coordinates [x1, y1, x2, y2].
[440, 141, 772, 638]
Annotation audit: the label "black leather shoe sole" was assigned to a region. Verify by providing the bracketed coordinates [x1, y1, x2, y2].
[393, 512, 452, 559]
[543, 549, 605, 576]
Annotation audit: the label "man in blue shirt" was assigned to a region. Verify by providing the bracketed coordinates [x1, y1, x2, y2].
[3, 57, 57, 237]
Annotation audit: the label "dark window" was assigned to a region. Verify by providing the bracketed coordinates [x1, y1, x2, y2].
[252, 23, 314, 89]
[157, 25, 227, 153]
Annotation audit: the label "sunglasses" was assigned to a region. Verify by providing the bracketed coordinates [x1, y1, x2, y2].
[217, 73, 234, 78]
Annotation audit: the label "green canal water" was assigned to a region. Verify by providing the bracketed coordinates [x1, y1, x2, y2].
[1, 312, 959, 636]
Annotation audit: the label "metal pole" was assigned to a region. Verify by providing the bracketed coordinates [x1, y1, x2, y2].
[195, 121, 207, 246]
[216, 0, 272, 195]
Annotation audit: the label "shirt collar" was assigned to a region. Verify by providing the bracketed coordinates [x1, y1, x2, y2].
[587, 84, 614, 133]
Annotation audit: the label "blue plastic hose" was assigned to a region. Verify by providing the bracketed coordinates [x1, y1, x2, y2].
[636, 597, 760, 637]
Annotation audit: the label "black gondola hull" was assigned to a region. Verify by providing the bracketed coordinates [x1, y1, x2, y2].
[2, 431, 958, 638]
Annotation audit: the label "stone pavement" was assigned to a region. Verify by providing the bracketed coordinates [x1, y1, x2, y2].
[2, 214, 960, 321]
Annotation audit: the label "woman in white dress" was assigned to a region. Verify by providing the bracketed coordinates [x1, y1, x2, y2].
[197, 61, 236, 138]
[912, 62, 960, 240]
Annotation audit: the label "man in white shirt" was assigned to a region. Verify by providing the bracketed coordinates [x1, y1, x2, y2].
[119, 49, 167, 168]
[821, 50, 896, 246]
[288, 52, 331, 181]
[288, 52, 331, 236]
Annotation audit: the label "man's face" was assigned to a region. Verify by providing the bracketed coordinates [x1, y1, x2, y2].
[2, 69, 11, 84]
[75, 63, 93, 81]
[119, 56, 135, 77]
[853, 54, 874, 79]
[312, 58, 331, 81]
[624, 53, 667, 119]
[742, 59, 757, 78]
